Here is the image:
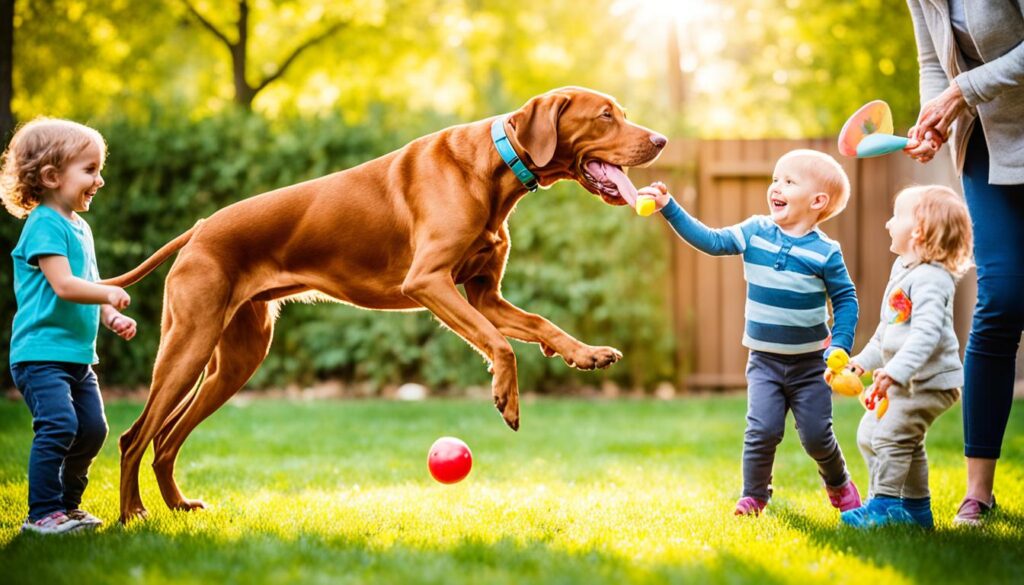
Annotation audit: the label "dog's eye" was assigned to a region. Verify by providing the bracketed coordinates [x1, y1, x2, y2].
[600, 111, 613, 120]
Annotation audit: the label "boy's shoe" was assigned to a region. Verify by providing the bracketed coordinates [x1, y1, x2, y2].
[67, 509, 103, 529]
[901, 497, 934, 529]
[840, 496, 915, 528]
[826, 479, 862, 512]
[734, 496, 767, 516]
[20, 511, 83, 535]
[953, 495, 996, 527]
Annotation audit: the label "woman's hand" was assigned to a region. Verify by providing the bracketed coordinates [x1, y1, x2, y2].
[904, 125, 942, 163]
[906, 81, 968, 163]
[918, 82, 968, 138]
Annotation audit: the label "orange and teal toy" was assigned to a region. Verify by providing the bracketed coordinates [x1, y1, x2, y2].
[838, 100, 909, 158]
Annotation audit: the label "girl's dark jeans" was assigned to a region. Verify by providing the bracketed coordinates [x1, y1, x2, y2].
[11, 362, 108, 521]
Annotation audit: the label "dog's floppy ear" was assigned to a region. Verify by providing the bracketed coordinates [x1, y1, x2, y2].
[508, 93, 571, 168]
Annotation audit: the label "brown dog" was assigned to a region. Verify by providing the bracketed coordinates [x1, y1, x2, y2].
[105, 87, 666, 522]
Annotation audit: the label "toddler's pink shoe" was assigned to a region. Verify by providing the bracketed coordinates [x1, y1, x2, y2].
[734, 496, 767, 516]
[826, 480, 862, 512]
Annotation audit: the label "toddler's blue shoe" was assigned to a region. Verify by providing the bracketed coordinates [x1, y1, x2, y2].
[902, 497, 934, 529]
[840, 496, 914, 528]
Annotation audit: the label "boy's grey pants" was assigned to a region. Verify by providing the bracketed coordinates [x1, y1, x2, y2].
[857, 385, 960, 499]
[743, 350, 850, 501]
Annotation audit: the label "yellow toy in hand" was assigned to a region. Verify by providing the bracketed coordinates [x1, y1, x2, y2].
[825, 348, 888, 419]
[862, 385, 890, 420]
[825, 348, 863, 397]
[636, 195, 656, 217]
[635, 182, 669, 217]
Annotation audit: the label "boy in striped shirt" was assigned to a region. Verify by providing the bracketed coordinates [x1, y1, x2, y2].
[639, 150, 861, 517]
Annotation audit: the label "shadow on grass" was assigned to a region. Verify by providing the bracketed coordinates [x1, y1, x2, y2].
[0, 526, 792, 585]
[774, 506, 1024, 584]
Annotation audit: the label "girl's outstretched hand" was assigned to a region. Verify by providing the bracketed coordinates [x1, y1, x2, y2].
[638, 182, 672, 212]
[106, 287, 131, 310]
[106, 313, 137, 341]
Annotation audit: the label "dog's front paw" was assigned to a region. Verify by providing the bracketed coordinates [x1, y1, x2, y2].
[492, 381, 520, 431]
[566, 345, 622, 370]
[501, 401, 520, 431]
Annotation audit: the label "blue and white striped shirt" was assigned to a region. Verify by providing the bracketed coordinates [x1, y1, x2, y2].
[662, 198, 858, 355]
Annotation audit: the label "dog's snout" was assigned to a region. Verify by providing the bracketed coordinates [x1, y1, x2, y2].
[650, 134, 667, 149]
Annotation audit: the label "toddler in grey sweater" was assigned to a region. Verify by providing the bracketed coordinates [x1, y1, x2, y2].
[842, 185, 974, 529]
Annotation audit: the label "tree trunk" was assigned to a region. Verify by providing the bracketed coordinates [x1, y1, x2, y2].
[0, 0, 15, 145]
[185, 0, 343, 110]
[231, 0, 253, 108]
[232, 43, 254, 108]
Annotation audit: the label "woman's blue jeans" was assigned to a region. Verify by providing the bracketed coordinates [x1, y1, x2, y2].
[961, 127, 1024, 459]
[11, 362, 108, 521]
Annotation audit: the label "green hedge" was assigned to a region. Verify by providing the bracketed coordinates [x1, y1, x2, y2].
[1, 108, 677, 393]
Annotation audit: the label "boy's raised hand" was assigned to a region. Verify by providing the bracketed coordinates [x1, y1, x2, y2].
[638, 182, 672, 212]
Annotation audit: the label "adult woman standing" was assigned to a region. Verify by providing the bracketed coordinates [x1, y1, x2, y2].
[903, 0, 1023, 525]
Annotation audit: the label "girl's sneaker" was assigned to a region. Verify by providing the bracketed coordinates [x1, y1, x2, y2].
[734, 496, 767, 516]
[840, 496, 914, 528]
[20, 511, 83, 535]
[953, 495, 996, 527]
[67, 509, 103, 529]
[826, 480, 862, 512]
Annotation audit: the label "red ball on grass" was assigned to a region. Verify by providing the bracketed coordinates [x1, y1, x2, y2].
[428, 437, 472, 484]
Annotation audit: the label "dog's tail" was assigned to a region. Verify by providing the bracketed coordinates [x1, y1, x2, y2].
[99, 220, 203, 288]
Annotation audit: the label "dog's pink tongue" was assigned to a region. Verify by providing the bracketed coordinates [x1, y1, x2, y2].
[588, 161, 638, 207]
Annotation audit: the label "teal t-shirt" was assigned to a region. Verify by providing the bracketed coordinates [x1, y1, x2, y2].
[10, 205, 101, 365]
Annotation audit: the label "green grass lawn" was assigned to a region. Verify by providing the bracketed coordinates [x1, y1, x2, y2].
[0, 395, 1022, 584]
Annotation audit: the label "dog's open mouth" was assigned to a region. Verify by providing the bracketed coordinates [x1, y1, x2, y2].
[582, 160, 639, 207]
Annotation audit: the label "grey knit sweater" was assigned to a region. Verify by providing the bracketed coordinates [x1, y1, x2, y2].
[907, 0, 1024, 184]
[851, 259, 964, 392]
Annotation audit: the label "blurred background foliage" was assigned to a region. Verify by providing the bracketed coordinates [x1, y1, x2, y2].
[2, 0, 920, 392]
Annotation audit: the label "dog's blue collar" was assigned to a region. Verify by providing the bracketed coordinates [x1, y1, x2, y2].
[491, 117, 538, 192]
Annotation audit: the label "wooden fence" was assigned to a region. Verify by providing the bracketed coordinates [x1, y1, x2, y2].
[629, 138, 975, 390]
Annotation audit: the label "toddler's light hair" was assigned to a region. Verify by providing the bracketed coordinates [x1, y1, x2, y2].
[1, 117, 107, 219]
[903, 185, 974, 278]
[778, 149, 851, 223]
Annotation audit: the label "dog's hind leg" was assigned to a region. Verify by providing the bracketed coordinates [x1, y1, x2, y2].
[119, 272, 232, 523]
[151, 300, 275, 512]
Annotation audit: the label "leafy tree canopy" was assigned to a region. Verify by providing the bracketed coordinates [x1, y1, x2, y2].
[14, 0, 921, 136]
